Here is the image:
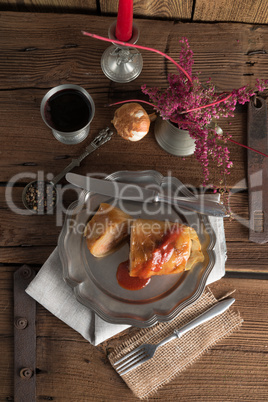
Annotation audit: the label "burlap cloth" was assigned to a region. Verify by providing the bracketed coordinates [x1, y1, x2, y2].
[108, 288, 243, 399]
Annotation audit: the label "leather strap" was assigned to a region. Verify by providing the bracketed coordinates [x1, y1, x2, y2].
[247, 97, 268, 243]
[14, 265, 36, 402]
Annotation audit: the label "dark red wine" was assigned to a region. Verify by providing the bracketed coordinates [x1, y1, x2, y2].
[45, 89, 91, 132]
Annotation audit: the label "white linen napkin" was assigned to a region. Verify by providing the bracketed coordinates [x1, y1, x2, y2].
[26, 204, 226, 346]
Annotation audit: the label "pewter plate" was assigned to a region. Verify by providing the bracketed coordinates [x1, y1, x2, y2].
[58, 170, 216, 327]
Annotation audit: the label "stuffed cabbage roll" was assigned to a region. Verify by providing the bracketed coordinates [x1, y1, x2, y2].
[129, 219, 204, 279]
[84, 203, 132, 257]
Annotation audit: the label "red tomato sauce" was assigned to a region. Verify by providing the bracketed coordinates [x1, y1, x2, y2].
[116, 260, 151, 290]
[136, 226, 183, 278]
[150, 227, 181, 271]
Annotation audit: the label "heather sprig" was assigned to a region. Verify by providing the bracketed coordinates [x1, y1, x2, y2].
[142, 37, 268, 185]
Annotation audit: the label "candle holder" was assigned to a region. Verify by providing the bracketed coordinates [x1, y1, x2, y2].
[101, 21, 143, 83]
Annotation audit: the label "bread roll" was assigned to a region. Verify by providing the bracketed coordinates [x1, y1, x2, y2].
[111, 103, 150, 141]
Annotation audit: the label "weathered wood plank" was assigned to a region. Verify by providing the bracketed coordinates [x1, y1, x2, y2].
[0, 87, 249, 187]
[194, 0, 268, 24]
[2, 242, 267, 273]
[1, 13, 268, 91]
[167, 22, 268, 91]
[1, 334, 266, 401]
[1, 0, 268, 25]
[1, 189, 268, 274]
[1, 271, 267, 401]
[0, 246, 55, 265]
[0, 0, 193, 19]
[35, 340, 268, 401]
[100, 0, 193, 20]
[0, 87, 256, 189]
[0, 0, 97, 13]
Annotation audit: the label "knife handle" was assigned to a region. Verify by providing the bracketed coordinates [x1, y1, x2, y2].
[175, 298, 235, 338]
[247, 97, 268, 243]
[157, 193, 227, 217]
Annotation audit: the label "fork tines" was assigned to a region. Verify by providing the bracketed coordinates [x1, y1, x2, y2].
[113, 345, 149, 375]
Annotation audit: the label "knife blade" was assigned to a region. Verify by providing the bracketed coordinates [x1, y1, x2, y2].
[66, 173, 227, 217]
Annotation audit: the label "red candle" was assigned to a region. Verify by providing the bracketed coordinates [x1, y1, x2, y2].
[115, 0, 133, 42]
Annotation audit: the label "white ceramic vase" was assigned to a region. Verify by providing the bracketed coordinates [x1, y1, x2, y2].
[154, 117, 196, 156]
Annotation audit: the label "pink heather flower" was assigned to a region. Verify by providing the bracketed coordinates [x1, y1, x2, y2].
[141, 38, 268, 185]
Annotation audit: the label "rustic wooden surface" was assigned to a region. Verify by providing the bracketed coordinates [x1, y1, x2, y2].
[1, 12, 268, 401]
[1, 0, 268, 24]
[100, 0, 193, 20]
[193, 0, 268, 24]
[1, 13, 268, 187]
[0, 0, 97, 13]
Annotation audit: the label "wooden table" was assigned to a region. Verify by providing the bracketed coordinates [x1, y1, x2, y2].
[1, 11, 268, 401]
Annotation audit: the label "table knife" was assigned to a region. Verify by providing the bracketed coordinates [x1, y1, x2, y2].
[65, 173, 227, 217]
[247, 97, 268, 243]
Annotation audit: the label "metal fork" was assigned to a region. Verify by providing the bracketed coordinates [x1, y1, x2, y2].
[50, 127, 113, 186]
[114, 298, 235, 375]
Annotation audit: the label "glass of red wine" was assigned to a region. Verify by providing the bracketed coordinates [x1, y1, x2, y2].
[40, 84, 95, 144]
